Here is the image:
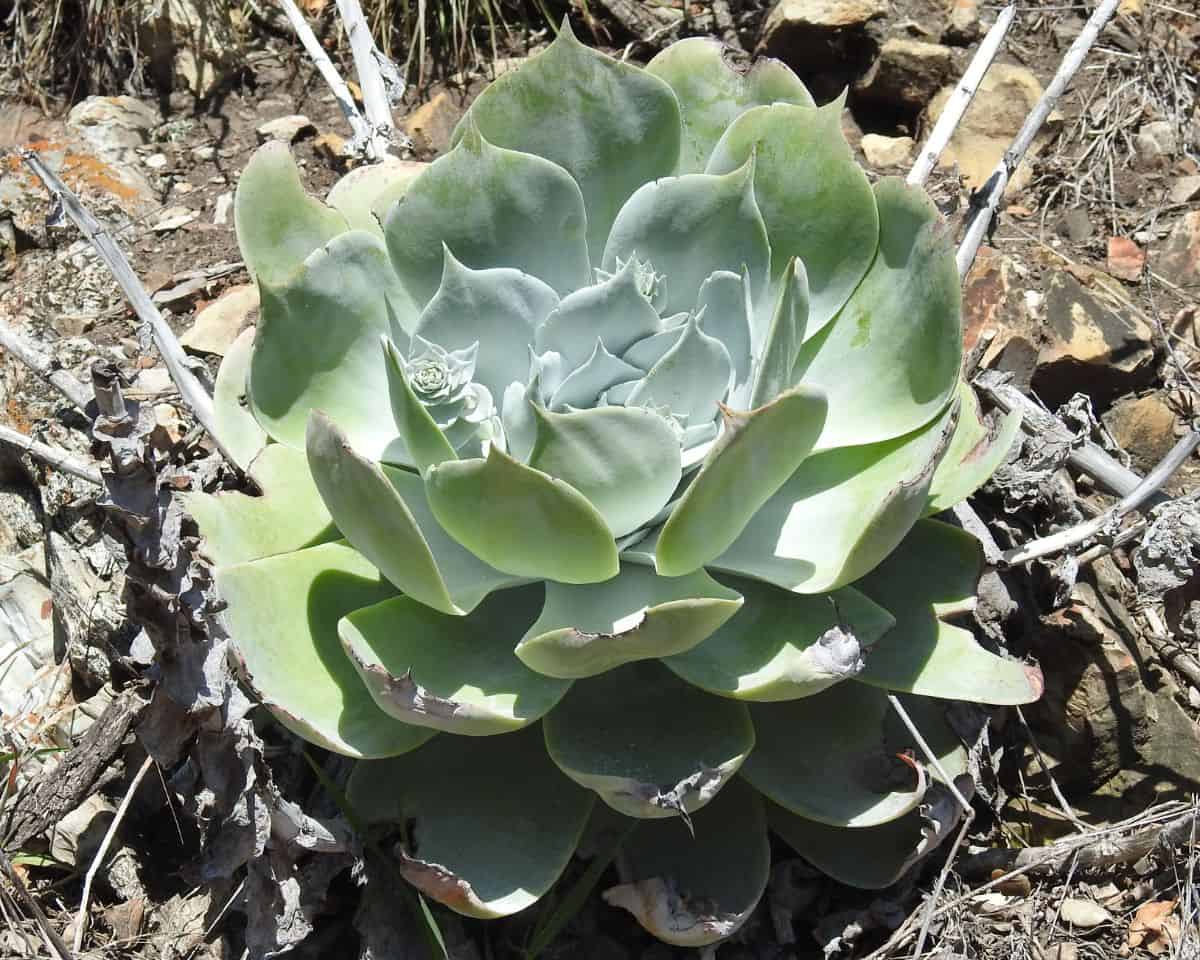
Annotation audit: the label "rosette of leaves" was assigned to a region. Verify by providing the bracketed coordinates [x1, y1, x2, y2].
[189, 27, 1039, 946]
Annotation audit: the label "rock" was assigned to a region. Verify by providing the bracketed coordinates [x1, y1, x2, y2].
[403, 91, 468, 157]
[181, 284, 259, 355]
[757, 0, 886, 99]
[1046, 944, 1079, 960]
[1106, 235, 1145, 281]
[49, 793, 116, 867]
[151, 206, 197, 231]
[213, 191, 233, 226]
[1031, 269, 1156, 409]
[944, 0, 981, 43]
[314, 131, 348, 163]
[255, 114, 315, 144]
[854, 39, 955, 113]
[1057, 207, 1094, 243]
[1156, 211, 1200, 289]
[191, 144, 215, 161]
[1168, 175, 1200, 204]
[1135, 120, 1177, 170]
[1059, 899, 1112, 929]
[139, 0, 240, 97]
[861, 133, 915, 167]
[66, 96, 159, 156]
[1103, 394, 1178, 472]
[927, 64, 1058, 194]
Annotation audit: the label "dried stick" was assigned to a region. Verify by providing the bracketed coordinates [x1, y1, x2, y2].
[20, 151, 243, 471]
[0, 422, 102, 485]
[0, 849, 75, 960]
[0, 317, 92, 410]
[956, 0, 1122, 277]
[1002, 429, 1200, 565]
[73, 754, 154, 953]
[908, 4, 1016, 188]
[335, 0, 400, 159]
[275, 0, 376, 156]
[974, 370, 1166, 504]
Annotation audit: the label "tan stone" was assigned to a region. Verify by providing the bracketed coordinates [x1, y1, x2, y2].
[181, 284, 259, 356]
[1106, 235, 1144, 282]
[860, 133, 915, 168]
[403, 91, 468, 157]
[927, 64, 1058, 194]
[855, 39, 955, 109]
[1102, 394, 1178, 471]
[1156, 211, 1200, 290]
[762, 0, 887, 31]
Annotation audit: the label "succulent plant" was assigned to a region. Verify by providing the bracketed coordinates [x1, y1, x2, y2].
[189, 26, 1040, 946]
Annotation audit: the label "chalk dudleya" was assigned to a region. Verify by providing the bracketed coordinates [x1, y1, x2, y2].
[190, 26, 1040, 945]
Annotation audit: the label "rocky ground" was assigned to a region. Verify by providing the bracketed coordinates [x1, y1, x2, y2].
[1, 0, 1199, 957]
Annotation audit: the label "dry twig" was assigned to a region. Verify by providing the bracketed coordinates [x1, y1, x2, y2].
[0, 317, 92, 411]
[0, 422, 102, 485]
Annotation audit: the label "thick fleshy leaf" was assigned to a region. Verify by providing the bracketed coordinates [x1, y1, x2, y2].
[425, 445, 619, 584]
[536, 261, 661, 373]
[663, 579, 893, 701]
[543, 660, 754, 819]
[625, 315, 732, 427]
[305, 412, 518, 615]
[695, 271, 752, 392]
[234, 141, 347, 286]
[622, 324, 684, 372]
[212, 327, 267, 469]
[456, 20, 682, 260]
[414, 251, 559, 401]
[603, 777, 769, 946]
[383, 124, 589, 304]
[347, 726, 593, 918]
[249, 230, 406, 460]
[327, 155, 427, 239]
[548, 340, 643, 411]
[656, 386, 827, 576]
[768, 788, 964, 890]
[216, 541, 435, 758]
[527, 405, 682, 538]
[645, 37, 814, 173]
[710, 402, 954, 594]
[186, 444, 336, 568]
[706, 100, 877, 336]
[381, 338, 456, 473]
[339, 585, 569, 735]
[925, 380, 1021, 514]
[516, 563, 742, 678]
[749, 257, 808, 409]
[740, 683, 926, 827]
[794, 178, 961, 450]
[854, 519, 1044, 703]
[601, 158, 770, 316]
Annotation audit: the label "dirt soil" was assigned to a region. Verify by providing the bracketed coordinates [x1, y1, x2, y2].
[1, 0, 1200, 958]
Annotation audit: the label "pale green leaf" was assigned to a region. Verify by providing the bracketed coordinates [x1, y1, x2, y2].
[305, 412, 519, 615]
[794, 177, 961, 450]
[328, 155, 427, 240]
[212, 327, 267, 469]
[749, 257, 808, 409]
[695, 270, 752, 392]
[384, 124, 590, 303]
[706, 100, 877, 336]
[710, 401, 954, 594]
[547, 340, 643, 411]
[249, 230, 407, 460]
[382, 338, 457, 473]
[663, 579, 894, 701]
[543, 660, 754, 819]
[601, 158, 770, 316]
[185, 443, 336, 568]
[527, 405, 682, 538]
[425, 445, 619, 583]
[740, 683, 926, 827]
[645, 37, 814, 173]
[625, 315, 732, 428]
[216, 541, 435, 758]
[603, 777, 768, 946]
[339, 585, 569, 735]
[516, 562, 742, 678]
[347, 726, 593, 918]
[925, 380, 1021, 514]
[656, 386, 827, 576]
[234, 142, 347, 286]
[414, 250, 559, 401]
[854, 519, 1044, 704]
[535, 261, 661, 373]
[456, 20, 682, 260]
